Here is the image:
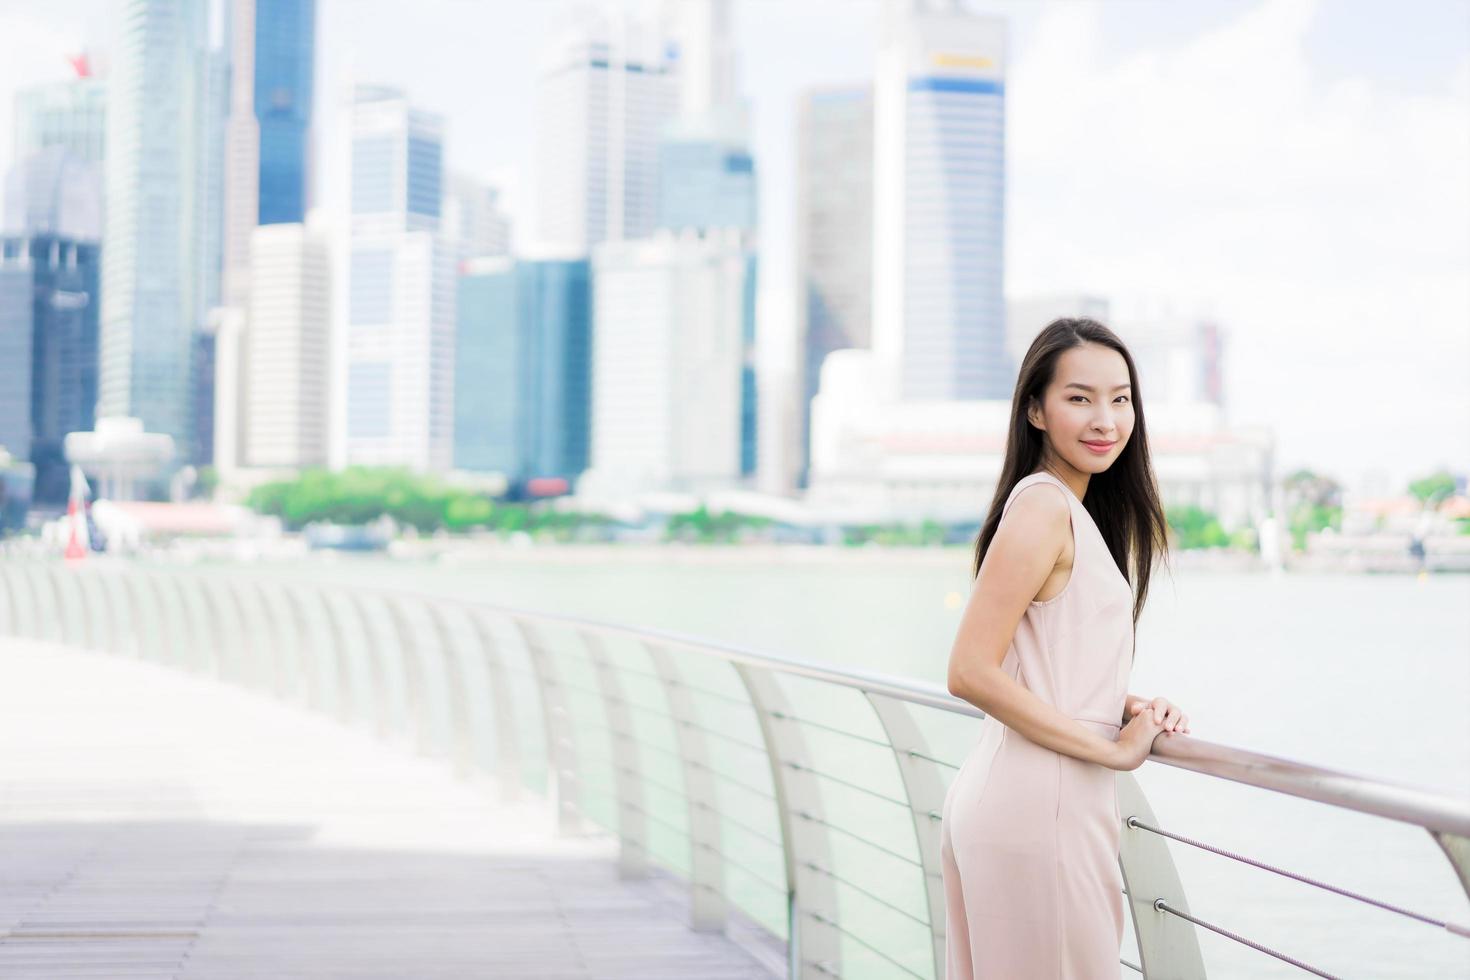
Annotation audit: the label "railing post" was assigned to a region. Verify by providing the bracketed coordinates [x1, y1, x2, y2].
[735, 664, 841, 980]
[280, 586, 324, 712]
[0, 564, 24, 637]
[0, 563, 17, 636]
[141, 570, 183, 668]
[119, 569, 158, 661]
[55, 564, 95, 649]
[1430, 830, 1470, 903]
[313, 589, 362, 727]
[516, 618, 586, 836]
[347, 591, 395, 739]
[220, 577, 267, 688]
[301, 587, 352, 725]
[20, 563, 47, 639]
[424, 602, 477, 777]
[578, 630, 651, 881]
[84, 567, 116, 652]
[196, 574, 242, 682]
[646, 641, 729, 931]
[165, 571, 209, 674]
[1118, 772, 1208, 978]
[175, 572, 220, 678]
[864, 692, 949, 978]
[385, 596, 437, 756]
[466, 609, 524, 802]
[40, 563, 74, 645]
[252, 580, 295, 700]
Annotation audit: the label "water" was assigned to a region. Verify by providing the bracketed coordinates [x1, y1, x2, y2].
[224, 549, 1470, 978]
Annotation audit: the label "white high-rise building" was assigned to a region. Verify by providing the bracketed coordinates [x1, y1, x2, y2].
[872, 0, 1008, 402]
[242, 222, 329, 468]
[99, 0, 226, 462]
[534, 6, 677, 250]
[581, 228, 755, 497]
[341, 87, 453, 471]
[444, 171, 511, 261]
[6, 64, 107, 242]
[663, 0, 735, 115]
[12, 67, 107, 164]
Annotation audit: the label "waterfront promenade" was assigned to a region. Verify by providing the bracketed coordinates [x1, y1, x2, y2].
[0, 640, 778, 979]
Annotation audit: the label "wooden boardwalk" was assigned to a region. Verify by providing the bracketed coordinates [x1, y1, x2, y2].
[0, 641, 781, 979]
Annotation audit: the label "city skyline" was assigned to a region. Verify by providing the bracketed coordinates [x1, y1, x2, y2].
[1, 0, 1466, 494]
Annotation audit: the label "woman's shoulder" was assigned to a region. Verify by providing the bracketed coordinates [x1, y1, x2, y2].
[998, 477, 1074, 546]
[1001, 471, 1074, 520]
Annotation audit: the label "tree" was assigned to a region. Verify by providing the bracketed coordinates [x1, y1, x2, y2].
[1282, 468, 1343, 551]
[1408, 470, 1457, 506]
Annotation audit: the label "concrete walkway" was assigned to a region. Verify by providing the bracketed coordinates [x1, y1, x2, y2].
[0, 641, 780, 979]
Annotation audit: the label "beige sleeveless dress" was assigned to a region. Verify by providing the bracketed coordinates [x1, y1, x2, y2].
[940, 470, 1135, 979]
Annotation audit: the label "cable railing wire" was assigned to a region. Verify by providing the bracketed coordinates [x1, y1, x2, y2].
[1154, 899, 1343, 979]
[1128, 816, 1470, 936]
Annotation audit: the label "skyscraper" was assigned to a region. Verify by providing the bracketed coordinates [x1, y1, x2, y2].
[582, 228, 755, 496]
[99, 0, 226, 462]
[243, 222, 329, 467]
[342, 87, 454, 471]
[223, 0, 316, 306]
[454, 254, 591, 490]
[657, 110, 756, 233]
[0, 235, 101, 503]
[534, 7, 677, 250]
[3, 145, 103, 243]
[8, 64, 106, 242]
[872, 0, 1009, 401]
[657, 0, 754, 234]
[797, 86, 873, 487]
[0, 261, 32, 465]
[11, 65, 106, 164]
[444, 172, 512, 261]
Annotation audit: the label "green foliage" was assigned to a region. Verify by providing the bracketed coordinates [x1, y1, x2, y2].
[1408, 470, 1457, 506]
[246, 467, 498, 533]
[241, 468, 634, 538]
[444, 494, 493, 530]
[1282, 468, 1343, 551]
[194, 465, 220, 500]
[1164, 504, 1231, 550]
[665, 504, 774, 544]
[1228, 526, 1259, 551]
[839, 520, 947, 547]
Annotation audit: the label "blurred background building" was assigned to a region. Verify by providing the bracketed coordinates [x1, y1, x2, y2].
[341, 86, 453, 471]
[0, 0, 1348, 546]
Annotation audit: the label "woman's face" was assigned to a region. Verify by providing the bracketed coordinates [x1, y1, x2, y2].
[1028, 342, 1135, 475]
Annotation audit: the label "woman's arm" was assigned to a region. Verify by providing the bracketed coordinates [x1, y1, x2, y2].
[947, 483, 1124, 769]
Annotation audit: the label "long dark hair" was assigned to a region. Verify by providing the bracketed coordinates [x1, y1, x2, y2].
[970, 317, 1170, 630]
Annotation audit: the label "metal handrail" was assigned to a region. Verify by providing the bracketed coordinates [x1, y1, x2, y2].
[0, 557, 1465, 980]
[16, 557, 1462, 836]
[254, 574, 1470, 839]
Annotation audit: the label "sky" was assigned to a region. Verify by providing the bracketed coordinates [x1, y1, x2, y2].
[1, 0, 1466, 493]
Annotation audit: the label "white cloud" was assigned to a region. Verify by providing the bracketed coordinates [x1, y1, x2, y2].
[1007, 0, 1470, 487]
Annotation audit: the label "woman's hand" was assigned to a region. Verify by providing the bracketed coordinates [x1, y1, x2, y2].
[1124, 695, 1190, 735]
[1108, 707, 1167, 771]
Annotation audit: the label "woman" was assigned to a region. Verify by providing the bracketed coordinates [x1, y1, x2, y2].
[941, 317, 1190, 979]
